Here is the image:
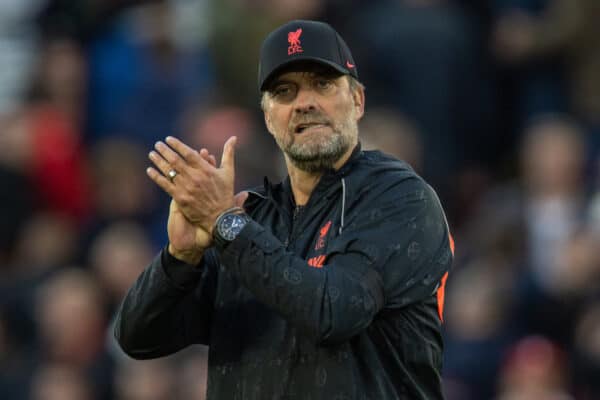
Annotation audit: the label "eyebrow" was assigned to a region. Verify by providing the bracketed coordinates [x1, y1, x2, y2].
[271, 78, 294, 86]
[270, 71, 340, 88]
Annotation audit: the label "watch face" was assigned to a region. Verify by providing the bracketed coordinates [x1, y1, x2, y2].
[217, 213, 248, 241]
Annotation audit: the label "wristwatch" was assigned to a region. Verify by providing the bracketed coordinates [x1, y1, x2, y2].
[213, 207, 250, 249]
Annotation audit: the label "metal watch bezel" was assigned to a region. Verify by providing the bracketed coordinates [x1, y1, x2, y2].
[214, 211, 250, 245]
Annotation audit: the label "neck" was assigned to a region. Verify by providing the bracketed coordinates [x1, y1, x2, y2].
[287, 165, 321, 206]
[286, 143, 356, 206]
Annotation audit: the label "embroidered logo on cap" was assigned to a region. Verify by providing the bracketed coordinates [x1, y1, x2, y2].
[346, 61, 355, 69]
[287, 28, 303, 55]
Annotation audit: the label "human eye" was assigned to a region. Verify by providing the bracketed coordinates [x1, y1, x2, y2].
[314, 78, 333, 90]
[271, 83, 296, 100]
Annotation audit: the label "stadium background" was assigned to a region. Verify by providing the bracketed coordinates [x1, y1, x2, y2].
[0, 0, 599, 399]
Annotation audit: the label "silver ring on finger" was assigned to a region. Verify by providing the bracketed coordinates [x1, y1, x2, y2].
[168, 169, 178, 182]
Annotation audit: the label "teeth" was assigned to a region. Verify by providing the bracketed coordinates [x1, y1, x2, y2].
[296, 123, 323, 133]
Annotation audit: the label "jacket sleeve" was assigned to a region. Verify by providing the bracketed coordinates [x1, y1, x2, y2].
[113, 247, 219, 359]
[219, 177, 453, 345]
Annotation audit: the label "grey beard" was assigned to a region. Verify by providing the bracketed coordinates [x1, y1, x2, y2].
[284, 130, 352, 173]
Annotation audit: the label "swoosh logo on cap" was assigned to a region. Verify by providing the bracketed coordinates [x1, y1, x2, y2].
[346, 61, 355, 69]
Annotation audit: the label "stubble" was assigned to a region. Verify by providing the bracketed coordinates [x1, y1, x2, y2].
[276, 110, 358, 173]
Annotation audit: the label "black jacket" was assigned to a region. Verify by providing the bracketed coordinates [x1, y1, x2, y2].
[115, 147, 453, 399]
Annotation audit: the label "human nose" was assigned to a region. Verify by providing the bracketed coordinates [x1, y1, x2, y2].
[293, 86, 318, 114]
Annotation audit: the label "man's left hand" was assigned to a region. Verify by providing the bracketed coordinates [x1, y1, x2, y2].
[147, 136, 237, 234]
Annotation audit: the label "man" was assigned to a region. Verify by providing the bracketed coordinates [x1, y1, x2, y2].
[115, 20, 453, 399]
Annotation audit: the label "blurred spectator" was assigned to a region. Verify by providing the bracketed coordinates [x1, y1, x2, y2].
[85, 137, 167, 249]
[208, 0, 325, 107]
[586, 158, 600, 231]
[572, 301, 600, 399]
[443, 261, 515, 400]
[0, 38, 92, 223]
[30, 363, 95, 400]
[88, 222, 153, 311]
[491, 0, 567, 138]
[519, 115, 587, 293]
[0, 310, 31, 399]
[492, 0, 600, 128]
[34, 268, 114, 399]
[359, 107, 423, 174]
[181, 103, 281, 189]
[341, 0, 497, 193]
[551, 229, 600, 297]
[496, 335, 573, 400]
[460, 115, 588, 344]
[89, 138, 155, 221]
[0, 0, 45, 115]
[114, 358, 175, 400]
[86, 1, 214, 147]
[29, 37, 87, 124]
[0, 134, 32, 265]
[0, 212, 80, 400]
[13, 213, 77, 277]
[0, 212, 77, 346]
[177, 347, 209, 400]
[36, 0, 166, 41]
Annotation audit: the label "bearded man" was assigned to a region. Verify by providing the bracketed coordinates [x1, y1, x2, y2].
[115, 20, 453, 400]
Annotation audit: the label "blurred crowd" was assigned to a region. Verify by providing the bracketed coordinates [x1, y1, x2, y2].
[0, 0, 599, 399]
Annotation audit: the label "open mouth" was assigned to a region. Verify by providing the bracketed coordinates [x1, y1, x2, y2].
[295, 122, 328, 134]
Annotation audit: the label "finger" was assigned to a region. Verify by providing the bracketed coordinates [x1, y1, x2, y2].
[199, 148, 217, 167]
[146, 167, 175, 196]
[234, 191, 249, 208]
[149, 150, 177, 178]
[220, 136, 237, 171]
[165, 136, 209, 168]
[154, 141, 189, 174]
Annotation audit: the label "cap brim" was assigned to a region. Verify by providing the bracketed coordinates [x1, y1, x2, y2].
[260, 56, 350, 91]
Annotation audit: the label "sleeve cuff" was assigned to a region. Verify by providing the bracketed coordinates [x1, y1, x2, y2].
[218, 220, 283, 269]
[220, 219, 264, 255]
[160, 246, 205, 289]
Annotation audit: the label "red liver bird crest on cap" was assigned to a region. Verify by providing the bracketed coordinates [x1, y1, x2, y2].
[287, 28, 303, 55]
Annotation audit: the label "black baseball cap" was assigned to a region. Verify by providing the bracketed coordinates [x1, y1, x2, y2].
[258, 20, 359, 92]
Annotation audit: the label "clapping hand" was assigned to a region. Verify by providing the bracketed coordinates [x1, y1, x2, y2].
[146, 137, 247, 263]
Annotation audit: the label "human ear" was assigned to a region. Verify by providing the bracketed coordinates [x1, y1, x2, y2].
[264, 110, 274, 136]
[352, 86, 365, 121]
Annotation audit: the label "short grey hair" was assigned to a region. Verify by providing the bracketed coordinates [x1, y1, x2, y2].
[260, 75, 364, 111]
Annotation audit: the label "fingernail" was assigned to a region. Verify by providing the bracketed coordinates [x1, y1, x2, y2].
[166, 136, 174, 142]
